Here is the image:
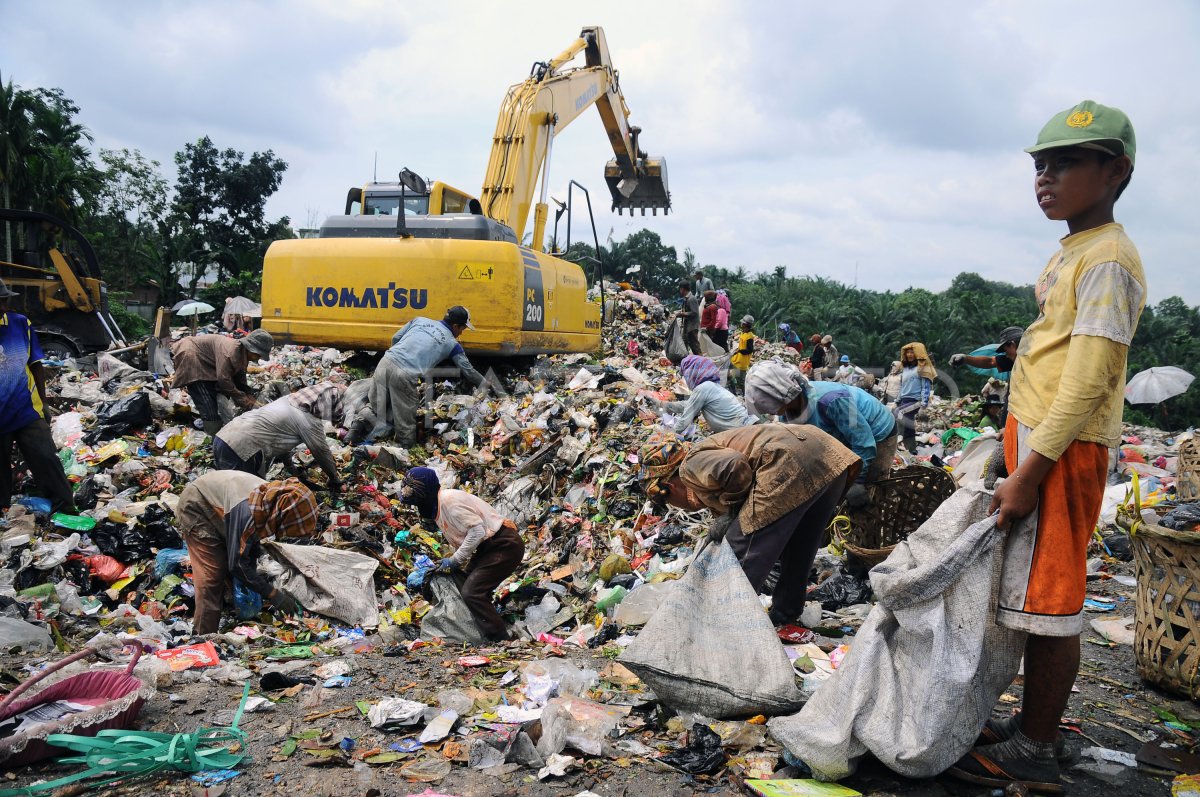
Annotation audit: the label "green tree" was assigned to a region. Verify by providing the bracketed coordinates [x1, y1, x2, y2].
[167, 136, 289, 302]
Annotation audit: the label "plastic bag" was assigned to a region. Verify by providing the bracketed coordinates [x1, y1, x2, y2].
[86, 554, 129, 583]
[155, 548, 189, 579]
[138, 503, 183, 549]
[664, 318, 688, 365]
[0, 616, 53, 652]
[620, 540, 803, 718]
[91, 519, 151, 562]
[1160, 502, 1200, 531]
[407, 554, 436, 590]
[808, 568, 872, 610]
[420, 574, 486, 645]
[661, 723, 727, 775]
[233, 579, 264, 620]
[83, 391, 153, 445]
[613, 581, 676, 626]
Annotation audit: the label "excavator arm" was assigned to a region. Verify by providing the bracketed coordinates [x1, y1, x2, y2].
[479, 26, 670, 251]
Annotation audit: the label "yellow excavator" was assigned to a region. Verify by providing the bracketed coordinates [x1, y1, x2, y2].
[0, 209, 127, 358]
[261, 26, 670, 356]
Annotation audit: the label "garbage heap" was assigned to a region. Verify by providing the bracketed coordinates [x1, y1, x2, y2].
[0, 303, 1195, 794]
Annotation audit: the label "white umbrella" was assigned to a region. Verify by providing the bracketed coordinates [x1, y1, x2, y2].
[172, 300, 216, 318]
[224, 296, 262, 317]
[1125, 366, 1195, 405]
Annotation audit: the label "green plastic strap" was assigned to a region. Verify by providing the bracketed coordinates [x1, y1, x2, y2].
[0, 684, 251, 797]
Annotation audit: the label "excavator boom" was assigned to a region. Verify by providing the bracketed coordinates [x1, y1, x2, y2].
[479, 26, 670, 249]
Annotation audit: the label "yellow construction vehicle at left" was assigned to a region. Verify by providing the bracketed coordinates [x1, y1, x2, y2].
[262, 25, 670, 356]
[0, 209, 127, 358]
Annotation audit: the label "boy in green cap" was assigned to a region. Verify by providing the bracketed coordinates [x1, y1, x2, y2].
[950, 100, 1144, 792]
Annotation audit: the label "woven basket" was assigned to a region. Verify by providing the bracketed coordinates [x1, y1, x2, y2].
[835, 464, 957, 566]
[1178, 439, 1200, 502]
[1119, 504, 1200, 700]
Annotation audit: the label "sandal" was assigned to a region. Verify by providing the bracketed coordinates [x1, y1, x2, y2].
[948, 744, 1062, 794]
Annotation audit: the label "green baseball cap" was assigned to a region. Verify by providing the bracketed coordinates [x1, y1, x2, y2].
[1025, 100, 1136, 167]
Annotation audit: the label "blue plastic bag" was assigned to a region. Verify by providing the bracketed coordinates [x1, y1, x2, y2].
[155, 547, 190, 579]
[406, 555, 435, 590]
[17, 496, 52, 515]
[232, 579, 264, 620]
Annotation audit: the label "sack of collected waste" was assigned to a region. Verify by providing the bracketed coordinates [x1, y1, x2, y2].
[768, 488, 1027, 780]
[262, 542, 379, 627]
[421, 575, 487, 645]
[664, 318, 688, 365]
[619, 539, 803, 719]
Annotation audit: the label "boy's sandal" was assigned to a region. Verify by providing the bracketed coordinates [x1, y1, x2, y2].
[948, 748, 1063, 795]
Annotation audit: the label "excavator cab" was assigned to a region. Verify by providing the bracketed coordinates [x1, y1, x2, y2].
[605, 154, 670, 216]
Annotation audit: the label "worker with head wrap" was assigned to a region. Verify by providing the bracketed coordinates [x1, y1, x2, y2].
[213, 381, 346, 491]
[646, 355, 757, 436]
[638, 427, 859, 626]
[400, 468, 524, 640]
[744, 360, 897, 506]
[175, 472, 319, 634]
[896, 341, 938, 453]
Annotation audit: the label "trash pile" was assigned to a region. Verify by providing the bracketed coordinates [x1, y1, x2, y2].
[1, 306, 1197, 795]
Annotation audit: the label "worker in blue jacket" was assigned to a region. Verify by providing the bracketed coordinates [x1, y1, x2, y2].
[745, 360, 897, 506]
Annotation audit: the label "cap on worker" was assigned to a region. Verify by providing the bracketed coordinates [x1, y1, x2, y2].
[1025, 100, 1136, 167]
[444, 305, 475, 330]
[840, 355, 850, 363]
[637, 432, 689, 499]
[985, 393, 1006, 406]
[740, 314, 755, 326]
[821, 335, 833, 345]
[778, 323, 790, 332]
[241, 329, 274, 358]
[994, 326, 1024, 348]
[0, 279, 17, 299]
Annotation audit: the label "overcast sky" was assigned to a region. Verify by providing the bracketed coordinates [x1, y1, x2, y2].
[5, 1, 1198, 304]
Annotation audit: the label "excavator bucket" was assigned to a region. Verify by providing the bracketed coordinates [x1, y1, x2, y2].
[605, 156, 670, 216]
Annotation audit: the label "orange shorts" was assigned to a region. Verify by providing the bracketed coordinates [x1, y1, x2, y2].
[995, 415, 1109, 636]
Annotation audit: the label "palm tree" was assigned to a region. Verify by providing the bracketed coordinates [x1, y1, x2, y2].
[0, 72, 36, 260]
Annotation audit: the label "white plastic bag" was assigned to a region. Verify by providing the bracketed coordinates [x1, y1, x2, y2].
[619, 540, 803, 718]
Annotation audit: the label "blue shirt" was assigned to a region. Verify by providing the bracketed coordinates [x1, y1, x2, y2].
[790, 382, 895, 472]
[0, 312, 45, 435]
[898, 365, 932, 405]
[383, 317, 482, 385]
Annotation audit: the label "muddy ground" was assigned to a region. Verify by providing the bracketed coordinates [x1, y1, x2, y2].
[1, 558, 1186, 797]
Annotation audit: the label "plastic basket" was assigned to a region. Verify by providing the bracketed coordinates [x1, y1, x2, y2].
[834, 464, 956, 566]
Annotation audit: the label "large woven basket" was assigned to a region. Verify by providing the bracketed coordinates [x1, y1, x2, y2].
[1119, 503, 1200, 699]
[1178, 439, 1200, 502]
[835, 464, 957, 566]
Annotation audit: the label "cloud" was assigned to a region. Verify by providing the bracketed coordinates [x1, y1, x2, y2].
[4, 0, 1198, 304]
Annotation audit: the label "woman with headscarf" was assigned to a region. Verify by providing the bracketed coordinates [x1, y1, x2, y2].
[400, 468, 523, 641]
[648, 355, 757, 436]
[896, 342, 937, 453]
[744, 359, 898, 505]
[639, 427, 859, 626]
[175, 473, 319, 634]
[213, 381, 346, 492]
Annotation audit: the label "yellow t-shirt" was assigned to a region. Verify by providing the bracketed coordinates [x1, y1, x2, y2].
[1008, 223, 1145, 460]
[730, 331, 755, 371]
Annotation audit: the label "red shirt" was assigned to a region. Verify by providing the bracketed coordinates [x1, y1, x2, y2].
[701, 304, 719, 330]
